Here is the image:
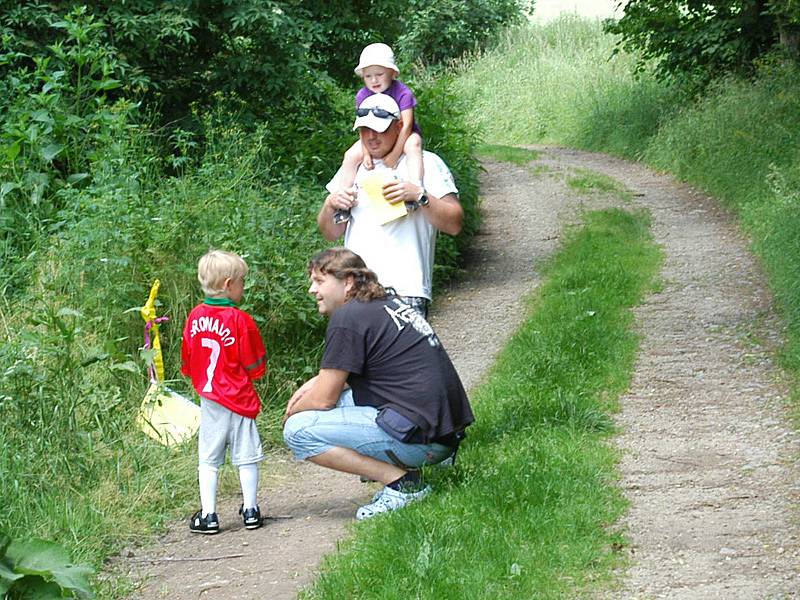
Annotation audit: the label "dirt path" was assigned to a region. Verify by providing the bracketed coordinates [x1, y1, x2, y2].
[120, 147, 800, 599]
[544, 147, 800, 599]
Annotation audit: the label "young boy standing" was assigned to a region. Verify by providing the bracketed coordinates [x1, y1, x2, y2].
[181, 250, 267, 534]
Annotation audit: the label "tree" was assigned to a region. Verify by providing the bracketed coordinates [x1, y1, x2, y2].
[605, 0, 794, 89]
[768, 0, 800, 58]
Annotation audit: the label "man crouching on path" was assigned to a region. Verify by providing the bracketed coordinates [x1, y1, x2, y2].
[283, 248, 473, 520]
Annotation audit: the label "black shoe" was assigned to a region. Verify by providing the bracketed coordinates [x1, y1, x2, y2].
[189, 510, 219, 534]
[333, 209, 350, 224]
[239, 504, 263, 530]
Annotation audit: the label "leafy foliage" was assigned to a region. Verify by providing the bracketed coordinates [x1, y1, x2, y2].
[0, 532, 94, 598]
[606, 0, 800, 91]
[0, 7, 136, 292]
[0, 0, 527, 126]
[396, 0, 528, 66]
[604, 0, 788, 90]
[0, 0, 317, 120]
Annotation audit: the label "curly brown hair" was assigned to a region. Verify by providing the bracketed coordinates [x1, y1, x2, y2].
[308, 248, 387, 302]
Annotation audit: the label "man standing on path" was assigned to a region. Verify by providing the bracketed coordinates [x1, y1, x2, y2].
[317, 93, 464, 318]
[283, 248, 473, 519]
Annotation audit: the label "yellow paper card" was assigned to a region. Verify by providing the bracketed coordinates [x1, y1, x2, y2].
[360, 174, 407, 225]
[137, 384, 201, 447]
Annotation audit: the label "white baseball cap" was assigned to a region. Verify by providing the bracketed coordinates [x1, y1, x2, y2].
[352, 93, 401, 132]
[354, 43, 400, 77]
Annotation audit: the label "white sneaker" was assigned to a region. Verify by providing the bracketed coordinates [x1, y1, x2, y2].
[356, 485, 431, 520]
[437, 454, 455, 467]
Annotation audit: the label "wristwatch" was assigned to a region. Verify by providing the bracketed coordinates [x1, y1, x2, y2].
[417, 189, 429, 207]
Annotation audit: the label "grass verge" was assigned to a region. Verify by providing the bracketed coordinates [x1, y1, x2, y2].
[302, 207, 662, 599]
[477, 143, 540, 165]
[566, 168, 633, 201]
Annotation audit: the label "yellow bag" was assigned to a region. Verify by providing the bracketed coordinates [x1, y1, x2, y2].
[137, 280, 200, 447]
[137, 383, 201, 447]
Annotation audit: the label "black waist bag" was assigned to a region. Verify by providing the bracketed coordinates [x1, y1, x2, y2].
[375, 407, 422, 444]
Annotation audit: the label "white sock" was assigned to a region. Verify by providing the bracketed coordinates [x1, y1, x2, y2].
[198, 464, 218, 516]
[239, 463, 259, 509]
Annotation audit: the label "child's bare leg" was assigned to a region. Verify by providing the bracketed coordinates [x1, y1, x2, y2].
[339, 141, 363, 191]
[334, 141, 363, 223]
[404, 132, 424, 186]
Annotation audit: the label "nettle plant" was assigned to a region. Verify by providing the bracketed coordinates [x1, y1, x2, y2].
[0, 6, 136, 267]
[0, 532, 93, 598]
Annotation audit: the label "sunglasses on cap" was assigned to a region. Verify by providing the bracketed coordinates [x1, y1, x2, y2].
[355, 107, 400, 119]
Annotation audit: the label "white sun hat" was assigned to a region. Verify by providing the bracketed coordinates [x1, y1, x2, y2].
[352, 93, 401, 132]
[354, 43, 400, 77]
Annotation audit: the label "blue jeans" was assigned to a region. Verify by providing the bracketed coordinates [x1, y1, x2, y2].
[283, 390, 453, 468]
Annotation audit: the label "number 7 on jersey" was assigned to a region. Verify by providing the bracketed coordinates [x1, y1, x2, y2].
[201, 338, 221, 393]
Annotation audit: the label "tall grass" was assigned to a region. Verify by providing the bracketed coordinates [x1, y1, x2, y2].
[304, 208, 662, 599]
[453, 16, 800, 396]
[451, 16, 674, 157]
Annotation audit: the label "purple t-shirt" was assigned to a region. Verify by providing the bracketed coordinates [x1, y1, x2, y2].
[356, 80, 421, 135]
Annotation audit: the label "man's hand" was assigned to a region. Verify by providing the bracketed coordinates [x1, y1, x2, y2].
[382, 179, 421, 205]
[325, 187, 358, 212]
[284, 376, 317, 423]
[282, 369, 347, 423]
[382, 181, 464, 235]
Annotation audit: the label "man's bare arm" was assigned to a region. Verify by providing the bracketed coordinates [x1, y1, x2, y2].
[285, 369, 348, 417]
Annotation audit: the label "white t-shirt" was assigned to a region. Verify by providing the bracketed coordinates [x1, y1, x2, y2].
[326, 151, 459, 300]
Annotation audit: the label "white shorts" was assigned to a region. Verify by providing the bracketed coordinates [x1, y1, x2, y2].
[198, 398, 264, 467]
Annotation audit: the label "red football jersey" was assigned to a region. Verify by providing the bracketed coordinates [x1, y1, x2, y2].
[181, 302, 266, 418]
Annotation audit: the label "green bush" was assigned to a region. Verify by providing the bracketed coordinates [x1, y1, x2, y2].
[0, 532, 94, 598]
[0, 7, 136, 293]
[604, 0, 787, 93]
[1, 0, 527, 129]
[397, 0, 528, 66]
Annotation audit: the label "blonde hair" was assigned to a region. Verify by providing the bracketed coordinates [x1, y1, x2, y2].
[197, 249, 248, 298]
[308, 248, 386, 302]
